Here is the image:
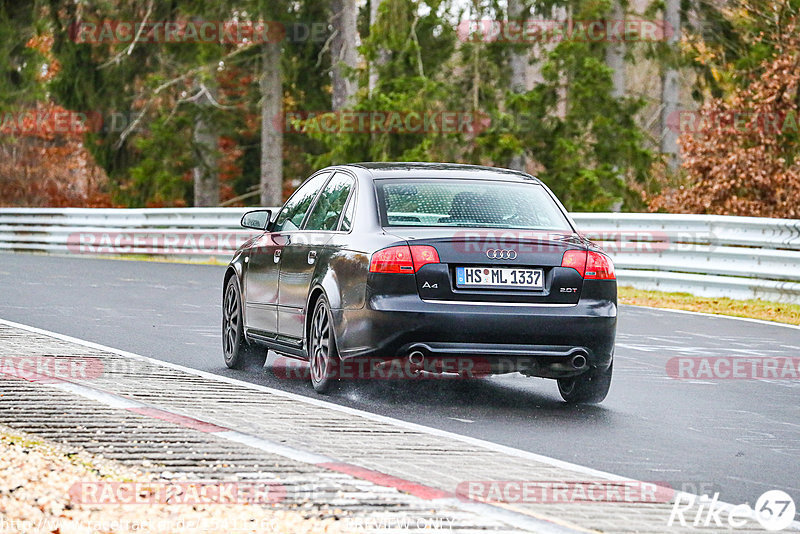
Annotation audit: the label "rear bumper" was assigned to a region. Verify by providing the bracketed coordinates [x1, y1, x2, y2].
[331, 294, 616, 378]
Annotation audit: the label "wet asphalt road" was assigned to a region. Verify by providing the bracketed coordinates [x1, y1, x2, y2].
[1, 252, 798, 512]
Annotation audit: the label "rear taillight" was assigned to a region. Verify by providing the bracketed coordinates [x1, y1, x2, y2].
[370, 245, 414, 273]
[369, 245, 440, 274]
[561, 250, 587, 277]
[561, 250, 615, 280]
[585, 251, 615, 279]
[410, 245, 440, 269]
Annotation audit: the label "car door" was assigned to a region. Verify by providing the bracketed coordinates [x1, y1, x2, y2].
[277, 171, 356, 341]
[244, 172, 330, 336]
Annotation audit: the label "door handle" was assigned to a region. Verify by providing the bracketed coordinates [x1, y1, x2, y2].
[307, 250, 317, 265]
[273, 249, 282, 263]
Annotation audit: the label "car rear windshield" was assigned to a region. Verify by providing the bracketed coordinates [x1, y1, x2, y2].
[375, 179, 573, 231]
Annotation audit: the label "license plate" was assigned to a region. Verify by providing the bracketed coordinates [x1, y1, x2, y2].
[455, 267, 544, 289]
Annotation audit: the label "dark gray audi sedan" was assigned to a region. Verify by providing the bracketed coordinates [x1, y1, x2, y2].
[223, 162, 616, 403]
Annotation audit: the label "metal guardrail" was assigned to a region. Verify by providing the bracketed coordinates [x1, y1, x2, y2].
[1, 208, 799, 303]
[571, 213, 800, 303]
[0, 207, 263, 258]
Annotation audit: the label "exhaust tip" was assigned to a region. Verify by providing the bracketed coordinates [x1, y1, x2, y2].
[571, 354, 587, 369]
[408, 351, 425, 366]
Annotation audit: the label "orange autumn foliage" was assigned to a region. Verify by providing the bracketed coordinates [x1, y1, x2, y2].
[0, 102, 112, 207]
[651, 26, 800, 218]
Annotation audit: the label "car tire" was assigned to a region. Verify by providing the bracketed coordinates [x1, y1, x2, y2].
[223, 277, 267, 370]
[308, 296, 340, 394]
[557, 362, 612, 404]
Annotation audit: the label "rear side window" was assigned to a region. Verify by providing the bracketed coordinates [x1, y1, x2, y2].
[375, 179, 572, 231]
[273, 172, 330, 232]
[304, 173, 355, 231]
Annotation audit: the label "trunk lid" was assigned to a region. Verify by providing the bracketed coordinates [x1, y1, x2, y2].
[386, 228, 588, 304]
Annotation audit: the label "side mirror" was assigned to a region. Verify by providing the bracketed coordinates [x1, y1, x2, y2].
[241, 209, 272, 231]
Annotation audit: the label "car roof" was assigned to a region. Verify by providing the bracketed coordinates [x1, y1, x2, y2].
[334, 162, 542, 184]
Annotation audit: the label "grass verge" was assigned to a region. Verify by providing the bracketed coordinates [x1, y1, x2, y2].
[618, 286, 800, 326]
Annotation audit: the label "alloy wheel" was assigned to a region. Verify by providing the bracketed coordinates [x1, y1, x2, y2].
[310, 302, 331, 384]
[223, 283, 239, 360]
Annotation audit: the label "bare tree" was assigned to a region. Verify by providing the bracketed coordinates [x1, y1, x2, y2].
[508, 0, 529, 171]
[368, 0, 387, 96]
[260, 42, 283, 207]
[660, 0, 681, 171]
[331, 0, 360, 110]
[470, 0, 482, 113]
[606, 0, 626, 99]
[192, 84, 219, 207]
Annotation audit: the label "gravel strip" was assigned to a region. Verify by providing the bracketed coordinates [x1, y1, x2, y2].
[0, 424, 343, 533]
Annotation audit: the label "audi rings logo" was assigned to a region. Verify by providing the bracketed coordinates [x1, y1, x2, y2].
[486, 249, 517, 260]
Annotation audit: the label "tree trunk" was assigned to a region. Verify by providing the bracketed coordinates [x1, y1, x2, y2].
[260, 41, 283, 207]
[552, 4, 569, 119]
[471, 0, 481, 112]
[368, 0, 386, 96]
[192, 84, 219, 207]
[605, 0, 625, 99]
[660, 0, 681, 172]
[508, 0, 528, 171]
[331, 0, 360, 110]
[508, 0, 528, 94]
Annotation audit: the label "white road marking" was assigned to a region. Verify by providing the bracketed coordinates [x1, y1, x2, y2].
[51, 382, 144, 409]
[623, 304, 800, 331]
[2, 317, 799, 532]
[0, 318, 634, 480]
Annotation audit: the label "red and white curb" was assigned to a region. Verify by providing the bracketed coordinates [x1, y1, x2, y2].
[2, 318, 798, 532]
[0, 319, 590, 534]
